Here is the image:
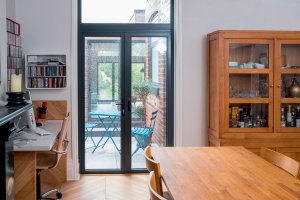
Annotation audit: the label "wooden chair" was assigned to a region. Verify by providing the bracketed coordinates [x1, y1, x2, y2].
[145, 146, 163, 196]
[260, 147, 300, 178]
[148, 171, 167, 200]
[36, 112, 70, 199]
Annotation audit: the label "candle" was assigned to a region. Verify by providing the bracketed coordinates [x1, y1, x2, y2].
[11, 74, 22, 92]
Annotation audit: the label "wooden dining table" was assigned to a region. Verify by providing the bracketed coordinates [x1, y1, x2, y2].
[151, 146, 300, 200]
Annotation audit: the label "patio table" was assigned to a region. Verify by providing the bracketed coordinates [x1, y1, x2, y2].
[89, 110, 121, 153]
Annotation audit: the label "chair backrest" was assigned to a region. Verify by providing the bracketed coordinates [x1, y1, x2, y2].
[145, 146, 163, 196]
[260, 147, 300, 178]
[148, 171, 166, 200]
[149, 110, 158, 129]
[57, 112, 70, 151]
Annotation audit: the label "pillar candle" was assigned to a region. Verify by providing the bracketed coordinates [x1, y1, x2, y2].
[11, 74, 22, 92]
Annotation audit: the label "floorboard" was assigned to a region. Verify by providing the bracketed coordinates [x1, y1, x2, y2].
[60, 174, 149, 200]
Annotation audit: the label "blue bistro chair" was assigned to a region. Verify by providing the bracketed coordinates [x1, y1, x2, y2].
[85, 123, 99, 150]
[132, 110, 158, 156]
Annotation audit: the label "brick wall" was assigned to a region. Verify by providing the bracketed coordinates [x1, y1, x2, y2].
[145, 50, 167, 147]
[145, 0, 170, 23]
[143, 0, 169, 146]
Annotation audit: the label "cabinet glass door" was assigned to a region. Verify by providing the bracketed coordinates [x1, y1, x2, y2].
[276, 42, 300, 132]
[228, 44, 269, 69]
[225, 39, 273, 132]
[229, 74, 269, 98]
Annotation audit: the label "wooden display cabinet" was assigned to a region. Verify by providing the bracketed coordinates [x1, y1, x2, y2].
[208, 31, 300, 162]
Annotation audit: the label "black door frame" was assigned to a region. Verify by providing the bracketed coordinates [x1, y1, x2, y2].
[78, 0, 174, 174]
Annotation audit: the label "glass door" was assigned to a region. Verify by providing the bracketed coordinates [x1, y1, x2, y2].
[275, 41, 300, 132]
[225, 39, 274, 132]
[78, 0, 174, 173]
[130, 36, 168, 169]
[79, 34, 172, 173]
[83, 36, 123, 171]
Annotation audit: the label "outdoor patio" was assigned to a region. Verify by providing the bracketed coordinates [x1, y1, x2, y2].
[85, 136, 148, 169]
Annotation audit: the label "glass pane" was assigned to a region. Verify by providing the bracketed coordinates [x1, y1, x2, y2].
[280, 103, 300, 127]
[98, 64, 113, 101]
[228, 44, 269, 69]
[229, 74, 269, 98]
[281, 44, 300, 69]
[281, 74, 300, 98]
[84, 37, 121, 170]
[131, 37, 167, 169]
[229, 104, 268, 128]
[82, 0, 170, 24]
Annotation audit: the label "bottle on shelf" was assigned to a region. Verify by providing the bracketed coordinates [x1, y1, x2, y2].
[291, 107, 296, 127]
[231, 106, 239, 128]
[249, 110, 253, 128]
[239, 110, 245, 128]
[286, 105, 292, 127]
[243, 112, 249, 128]
[237, 108, 243, 128]
[236, 113, 240, 128]
[280, 107, 286, 127]
[256, 115, 261, 127]
[296, 106, 300, 128]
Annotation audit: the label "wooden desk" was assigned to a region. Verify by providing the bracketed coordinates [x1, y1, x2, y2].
[12, 120, 62, 200]
[152, 147, 300, 200]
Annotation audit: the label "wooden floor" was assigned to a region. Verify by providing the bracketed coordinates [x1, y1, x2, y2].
[60, 174, 149, 200]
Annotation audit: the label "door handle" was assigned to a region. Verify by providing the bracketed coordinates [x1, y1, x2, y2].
[115, 100, 124, 115]
[128, 98, 131, 112]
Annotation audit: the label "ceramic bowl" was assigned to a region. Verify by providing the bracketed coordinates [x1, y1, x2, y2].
[254, 63, 265, 69]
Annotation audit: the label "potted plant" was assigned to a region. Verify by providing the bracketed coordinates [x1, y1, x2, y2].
[132, 82, 151, 125]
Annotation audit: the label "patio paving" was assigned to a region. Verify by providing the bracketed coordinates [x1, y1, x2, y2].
[85, 136, 146, 170]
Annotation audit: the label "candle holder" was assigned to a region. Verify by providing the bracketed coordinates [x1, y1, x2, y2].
[6, 92, 27, 107]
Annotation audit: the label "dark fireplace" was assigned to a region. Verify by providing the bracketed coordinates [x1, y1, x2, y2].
[0, 104, 32, 199]
[5, 139, 14, 200]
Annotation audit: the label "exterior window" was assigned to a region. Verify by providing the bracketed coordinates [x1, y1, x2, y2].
[151, 46, 159, 83]
[151, 38, 166, 84]
[81, 0, 170, 24]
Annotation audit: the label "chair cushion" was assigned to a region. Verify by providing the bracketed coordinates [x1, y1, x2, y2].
[36, 152, 57, 170]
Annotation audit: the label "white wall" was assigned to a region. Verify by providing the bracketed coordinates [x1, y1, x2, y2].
[6, 0, 15, 20]
[15, 0, 76, 179]
[0, 0, 16, 101]
[15, 0, 71, 103]
[179, 0, 300, 146]
[0, 0, 7, 100]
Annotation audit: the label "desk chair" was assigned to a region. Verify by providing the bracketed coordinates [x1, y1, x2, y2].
[36, 112, 70, 200]
[148, 171, 167, 200]
[132, 110, 158, 156]
[260, 147, 300, 178]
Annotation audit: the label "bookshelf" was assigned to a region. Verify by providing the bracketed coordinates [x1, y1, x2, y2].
[25, 55, 67, 89]
[6, 18, 22, 91]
